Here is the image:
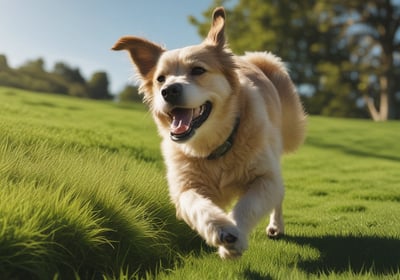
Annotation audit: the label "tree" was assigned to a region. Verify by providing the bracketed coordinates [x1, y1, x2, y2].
[53, 62, 88, 97]
[87, 71, 111, 99]
[316, 0, 400, 121]
[15, 58, 69, 94]
[118, 84, 142, 102]
[68, 83, 88, 98]
[53, 62, 86, 84]
[190, 0, 319, 84]
[190, 0, 400, 120]
[0, 54, 116, 100]
[189, 0, 353, 116]
[0, 54, 9, 71]
[19, 58, 46, 73]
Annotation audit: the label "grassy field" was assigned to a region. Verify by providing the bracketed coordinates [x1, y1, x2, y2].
[0, 86, 399, 279]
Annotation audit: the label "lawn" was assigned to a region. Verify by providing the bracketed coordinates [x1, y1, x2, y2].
[0, 86, 399, 279]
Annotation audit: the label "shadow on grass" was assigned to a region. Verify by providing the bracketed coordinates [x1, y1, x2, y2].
[241, 267, 272, 280]
[307, 137, 400, 162]
[284, 234, 400, 275]
[22, 99, 82, 111]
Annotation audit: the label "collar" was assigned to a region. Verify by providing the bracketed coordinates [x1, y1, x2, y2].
[207, 117, 240, 160]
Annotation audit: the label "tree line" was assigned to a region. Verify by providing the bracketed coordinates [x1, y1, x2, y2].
[190, 0, 400, 121]
[0, 54, 120, 100]
[2, 1, 399, 120]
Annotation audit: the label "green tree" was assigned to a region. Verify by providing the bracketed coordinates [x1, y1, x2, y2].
[316, 0, 400, 120]
[53, 62, 86, 84]
[53, 62, 88, 97]
[118, 84, 142, 102]
[189, 0, 353, 117]
[19, 58, 46, 73]
[68, 83, 88, 98]
[190, 0, 400, 120]
[87, 71, 111, 100]
[16, 58, 68, 94]
[0, 55, 115, 100]
[0, 54, 9, 71]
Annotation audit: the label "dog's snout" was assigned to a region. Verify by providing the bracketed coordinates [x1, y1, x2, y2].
[161, 83, 182, 104]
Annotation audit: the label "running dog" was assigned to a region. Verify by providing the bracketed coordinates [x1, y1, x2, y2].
[112, 7, 306, 259]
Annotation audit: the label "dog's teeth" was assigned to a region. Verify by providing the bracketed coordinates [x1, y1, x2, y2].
[193, 107, 201, 118]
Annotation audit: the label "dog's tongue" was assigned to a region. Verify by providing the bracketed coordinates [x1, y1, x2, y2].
[170, 108, 193, 134]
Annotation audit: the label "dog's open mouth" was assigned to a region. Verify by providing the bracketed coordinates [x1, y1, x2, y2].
[169, 101, 212, 142]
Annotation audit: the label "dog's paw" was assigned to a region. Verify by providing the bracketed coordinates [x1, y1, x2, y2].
[204, 220, 237, 246]
[219, 230, 237, 244]
[203, 220, 248, 259]
[217, 227, 248, 259]
[266, 224, 284, 239]
[217, 236, 248, 259]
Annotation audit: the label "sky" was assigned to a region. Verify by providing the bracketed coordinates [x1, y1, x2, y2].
[0, 0, 213, 93]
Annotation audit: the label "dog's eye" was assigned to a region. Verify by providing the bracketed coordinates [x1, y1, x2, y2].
[191, 66, 206, 76]
[157, 75, 166, 83]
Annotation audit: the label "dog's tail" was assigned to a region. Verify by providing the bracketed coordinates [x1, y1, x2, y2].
[243, 52, 306, 153]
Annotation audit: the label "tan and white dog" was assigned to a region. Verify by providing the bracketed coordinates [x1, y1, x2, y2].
[112, 7, 306, 259]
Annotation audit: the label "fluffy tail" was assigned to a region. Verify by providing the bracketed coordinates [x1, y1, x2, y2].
[243, 52, 306, 153]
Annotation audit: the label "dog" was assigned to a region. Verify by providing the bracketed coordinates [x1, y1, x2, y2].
[112, 7, 306, 259]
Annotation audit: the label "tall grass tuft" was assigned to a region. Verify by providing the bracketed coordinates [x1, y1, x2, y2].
[0, 87, 200, 279]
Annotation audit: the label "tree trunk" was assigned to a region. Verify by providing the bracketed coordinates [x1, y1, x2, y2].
[367, 48, 395, 121]
[378, 75, 389, 121]
[363, 94, 381, 121]
[363, 72, 391, 122]
[385, 64, 397, 120]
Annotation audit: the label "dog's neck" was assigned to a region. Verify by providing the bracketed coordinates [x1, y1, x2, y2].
[207, 117, 240, 160]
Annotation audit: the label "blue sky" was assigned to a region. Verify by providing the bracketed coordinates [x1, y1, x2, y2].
[0, 0, 213, 93]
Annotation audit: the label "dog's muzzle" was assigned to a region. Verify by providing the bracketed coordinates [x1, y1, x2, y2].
[161, 83, 212, 142]
[168, 101, 212, 142]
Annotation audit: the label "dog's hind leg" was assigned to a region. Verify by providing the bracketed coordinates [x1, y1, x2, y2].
[266, 202, 285, 238]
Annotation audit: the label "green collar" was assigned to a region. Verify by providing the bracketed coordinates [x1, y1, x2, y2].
[207, 117, 240, 160]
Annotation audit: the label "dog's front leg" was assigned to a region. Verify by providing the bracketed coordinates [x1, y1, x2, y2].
[175, 189, 247, 258]
[230, 174, 285, 244]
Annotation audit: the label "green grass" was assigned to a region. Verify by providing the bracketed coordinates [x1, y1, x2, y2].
[0, 86, 399, 279]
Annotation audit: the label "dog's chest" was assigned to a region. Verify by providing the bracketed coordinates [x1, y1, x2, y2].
[207, 156, 264, 193]
[166, 141, 271, 207]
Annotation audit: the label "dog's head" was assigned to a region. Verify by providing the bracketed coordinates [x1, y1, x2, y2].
[112, 7, 239, 157]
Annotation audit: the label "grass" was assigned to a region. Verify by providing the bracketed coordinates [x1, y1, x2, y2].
[0, 86, 399, 279]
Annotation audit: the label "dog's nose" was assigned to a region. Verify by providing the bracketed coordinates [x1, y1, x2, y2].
[161, 83, 182, 104]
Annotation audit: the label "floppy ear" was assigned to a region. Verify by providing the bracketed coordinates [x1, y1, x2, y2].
[111, 36, 164, 78]
[205, 7, 226, 49]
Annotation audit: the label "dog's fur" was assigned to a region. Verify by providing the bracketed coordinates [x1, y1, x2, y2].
[112, 7, 306, 259]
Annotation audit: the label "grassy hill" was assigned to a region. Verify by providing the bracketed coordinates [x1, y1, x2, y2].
[0, 86, 399, 279]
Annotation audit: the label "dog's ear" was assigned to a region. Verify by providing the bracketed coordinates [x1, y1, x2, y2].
[205, 7, 226, 49]
[112, 36, 164, 78]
